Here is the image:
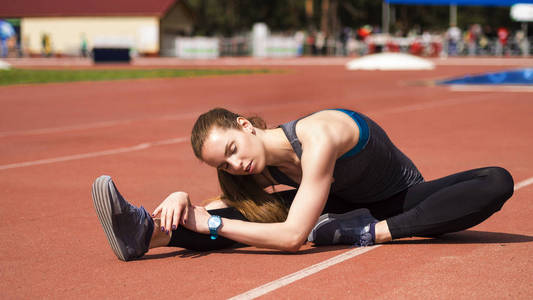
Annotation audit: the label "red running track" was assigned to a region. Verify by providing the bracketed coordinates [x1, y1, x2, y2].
[1, 58, 532, 299]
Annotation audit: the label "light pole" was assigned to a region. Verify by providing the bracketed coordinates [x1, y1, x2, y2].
[383, 1, 390, 34]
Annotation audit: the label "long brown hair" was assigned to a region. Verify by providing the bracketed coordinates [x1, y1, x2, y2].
[191, 108, 288, 223]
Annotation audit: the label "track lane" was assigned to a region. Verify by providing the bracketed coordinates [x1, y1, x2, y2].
[1, 63, 532, 298]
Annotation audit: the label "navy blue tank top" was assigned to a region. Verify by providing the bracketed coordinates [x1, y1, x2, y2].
[267, 109, 424, 203]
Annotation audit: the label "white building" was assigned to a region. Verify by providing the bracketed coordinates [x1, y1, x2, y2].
[0, 0, 194, 56]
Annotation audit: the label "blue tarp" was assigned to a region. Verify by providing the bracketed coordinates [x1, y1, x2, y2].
[386, 0, 533, 6]
[439, 69, 533, 85]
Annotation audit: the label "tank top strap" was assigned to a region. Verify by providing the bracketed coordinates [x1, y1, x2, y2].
[279, 119, 303, 159]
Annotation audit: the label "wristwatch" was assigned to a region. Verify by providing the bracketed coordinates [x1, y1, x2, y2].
[208, 215, 222, 240]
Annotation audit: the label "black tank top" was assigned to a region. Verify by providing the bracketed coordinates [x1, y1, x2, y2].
[267, 109, 424, 203]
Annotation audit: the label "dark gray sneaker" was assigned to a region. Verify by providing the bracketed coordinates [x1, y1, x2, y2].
[91, 175, 154, 261]
[308, 208, 378, 246]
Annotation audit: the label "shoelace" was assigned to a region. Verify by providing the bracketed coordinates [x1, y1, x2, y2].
[356, 224, 374, 247]
[136, 206, 148, 225]
[128, 204, 146, 225]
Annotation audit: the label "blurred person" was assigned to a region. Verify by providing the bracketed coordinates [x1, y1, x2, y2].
[306, 31, 316, 55]
[0, 37, 7, 57]
[315, 31, 325, 55]
[326, 35, 337, 56]
[41, 33, 52, 57]
[357, 25, 372, 40]
[514, 30, 529, 57]
[357, 25, 372, 55]
[0, 19, 15, 58]
[386, 38, 400, 53]
[478, 34, 489, 55]
[482, 25, 496, 55]
[409, 38, 423, 55]
[340, 27, 350, 56]
[346, 35, 359, 56]
[446, 24, 461, 56]
[421, 31, 432, 56]
[92, 108, 515, 261]
[408, 25, 420, 38]
[295, 31, 305, 56]
[80, 33, 88, 57]
[496, 27, 509, 56]
[430, 32, 444, 57]
[467, 24, 481, 56]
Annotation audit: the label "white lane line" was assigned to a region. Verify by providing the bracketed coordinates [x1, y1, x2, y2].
[0, 93, 512, 171]
[449, 85, 533, 93]
[0, 112, 199, 138]
[229, 177, 533, 300]
[0, 119, 135, 138]
[371, 94, 490, 116]
[0, 84, 502, 139]
[514, 177, 533, 191]
[0, 101, 309, 138]
[228, 245, 381, 300]
[0, 137, 187, 171]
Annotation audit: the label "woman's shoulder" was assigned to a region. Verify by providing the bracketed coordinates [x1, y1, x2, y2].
[295, 109, 361, 157]
[296, 109, 358, 125]
[296, 110, 358, 138]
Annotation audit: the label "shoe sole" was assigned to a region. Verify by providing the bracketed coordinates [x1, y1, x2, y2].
[308, 208, 374, 243]
[91, 175, 127, 261]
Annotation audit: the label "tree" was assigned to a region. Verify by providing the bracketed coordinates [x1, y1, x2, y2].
[185, 0, 523, 36]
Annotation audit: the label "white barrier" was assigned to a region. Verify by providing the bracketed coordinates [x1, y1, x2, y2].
[252, 23, 301, 58]
[266, 37, 300, 57]
[252, 23, 268, 57]
[165, 37, 219, 59]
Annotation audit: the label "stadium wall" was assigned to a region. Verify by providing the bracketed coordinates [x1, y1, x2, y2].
[21, 17, 160, 56]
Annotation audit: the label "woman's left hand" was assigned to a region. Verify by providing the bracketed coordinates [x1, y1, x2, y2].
[183, 205, 212, 235]
[152, 191, 191, 233]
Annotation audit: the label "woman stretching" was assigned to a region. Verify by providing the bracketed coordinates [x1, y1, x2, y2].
[92, 108, 514, 261]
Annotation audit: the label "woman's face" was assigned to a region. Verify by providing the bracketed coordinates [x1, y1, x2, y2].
[201, 119, 265, 175]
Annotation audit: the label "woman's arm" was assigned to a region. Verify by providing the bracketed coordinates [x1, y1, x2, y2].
[168, 206, 247, 251]
[165, 190, 298, 251]
[185, 124, 338, 252]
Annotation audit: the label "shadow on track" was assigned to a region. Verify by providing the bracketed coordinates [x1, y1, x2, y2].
[141, 244, 352, 260]
[389, 230, 533, 245]
[141, 230, 533, 261]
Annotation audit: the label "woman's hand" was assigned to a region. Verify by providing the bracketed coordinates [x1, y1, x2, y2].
[152, 192, 191, 234]
[182, 205, 211, 235]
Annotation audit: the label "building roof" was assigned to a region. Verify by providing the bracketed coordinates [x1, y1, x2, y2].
[0, 0, 180, 18]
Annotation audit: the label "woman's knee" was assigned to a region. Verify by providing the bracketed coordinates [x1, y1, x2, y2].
[484, 166, 514, 209]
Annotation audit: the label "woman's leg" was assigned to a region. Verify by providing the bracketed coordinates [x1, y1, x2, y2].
[381, 167, 514, 240]
[164, 189, 297, 251]
[149, 218, 172, 248]
[165, 206, 248, 251]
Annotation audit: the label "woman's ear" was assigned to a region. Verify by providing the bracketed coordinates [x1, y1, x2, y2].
[237, 117, 254, 134]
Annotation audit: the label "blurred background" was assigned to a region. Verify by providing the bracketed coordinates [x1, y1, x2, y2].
[0, 0, 532, 60]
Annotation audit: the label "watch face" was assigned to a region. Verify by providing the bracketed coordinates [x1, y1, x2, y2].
[208, 216, 221, 228]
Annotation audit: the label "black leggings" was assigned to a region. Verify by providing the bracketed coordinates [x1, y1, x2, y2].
[168, 167, 514, 250]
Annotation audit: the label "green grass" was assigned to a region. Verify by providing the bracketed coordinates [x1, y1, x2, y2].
[0, 68, 272, 86]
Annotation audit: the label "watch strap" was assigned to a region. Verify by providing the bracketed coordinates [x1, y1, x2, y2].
[208, 215, 222, 240]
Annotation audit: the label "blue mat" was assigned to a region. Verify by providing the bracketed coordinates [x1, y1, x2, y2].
[439, 69, 533, 85]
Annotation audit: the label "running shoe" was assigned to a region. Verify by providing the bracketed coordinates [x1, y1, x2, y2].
[308, 208, 378, 246]
[92, 175, 154, 261]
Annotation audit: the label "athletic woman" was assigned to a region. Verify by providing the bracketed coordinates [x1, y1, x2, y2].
[92, 108, 514, 261]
